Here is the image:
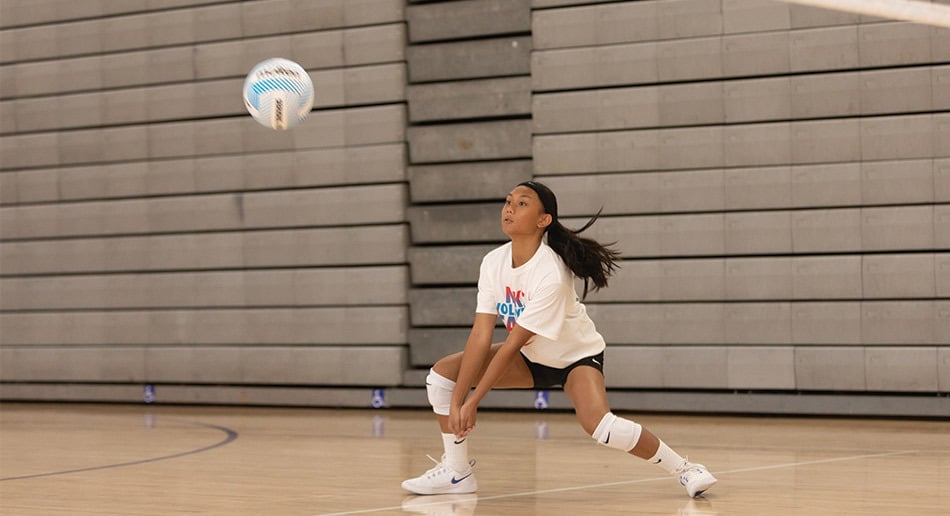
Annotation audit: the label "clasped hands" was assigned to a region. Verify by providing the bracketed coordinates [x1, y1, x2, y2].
[448, 400, 478, 439]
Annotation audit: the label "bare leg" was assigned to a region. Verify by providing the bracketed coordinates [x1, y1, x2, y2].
[401, 343, 536, 494]
[563, 366, 660, 459]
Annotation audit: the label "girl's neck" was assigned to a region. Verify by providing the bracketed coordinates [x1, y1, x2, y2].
[510, 236, 543, 268]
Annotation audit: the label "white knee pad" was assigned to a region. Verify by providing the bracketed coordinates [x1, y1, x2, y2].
[591, 412, 642, 452]
[426, 369, 455, 416]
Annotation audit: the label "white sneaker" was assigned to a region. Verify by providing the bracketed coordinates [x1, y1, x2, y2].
[401, 494, 478, 516]
[675, 459, 717, 497]
[401, 455, 477, 495]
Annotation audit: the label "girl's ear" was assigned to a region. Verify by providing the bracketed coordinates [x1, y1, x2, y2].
[538, 213, 553, 229]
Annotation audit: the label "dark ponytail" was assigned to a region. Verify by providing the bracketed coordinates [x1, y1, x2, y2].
[519, 181, 621, 299]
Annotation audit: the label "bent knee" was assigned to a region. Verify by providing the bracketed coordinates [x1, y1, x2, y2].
[578, 411, 606, 436]
[431, 352, 462, 381]
[590, 412, 642, 452]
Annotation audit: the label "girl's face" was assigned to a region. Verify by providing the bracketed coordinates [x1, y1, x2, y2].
[502, 185, 551, 238]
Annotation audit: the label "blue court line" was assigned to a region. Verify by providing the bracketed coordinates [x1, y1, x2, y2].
[0, 418, 238, 482]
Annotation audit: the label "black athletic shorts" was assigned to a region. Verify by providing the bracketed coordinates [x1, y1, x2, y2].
[521, 350, 605, 389]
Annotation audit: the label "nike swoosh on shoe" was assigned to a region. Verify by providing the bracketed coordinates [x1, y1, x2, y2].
[451, 472, 473, 484]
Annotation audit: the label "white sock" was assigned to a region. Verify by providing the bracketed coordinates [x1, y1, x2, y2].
[648, 440, 687, 475]
[441, 432, 470, 472]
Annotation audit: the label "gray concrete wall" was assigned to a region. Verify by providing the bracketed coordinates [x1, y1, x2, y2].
[526, 0, 949, 404]
[1, 0, 947, 415]
[0, 0, 411, 398]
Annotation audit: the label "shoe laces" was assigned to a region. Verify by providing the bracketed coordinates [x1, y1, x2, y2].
[422, 454, 474, 478]
[674, 459, 706, 479]
[421, 454, 448, 477]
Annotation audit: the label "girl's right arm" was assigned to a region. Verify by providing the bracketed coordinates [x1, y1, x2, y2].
[449, 313, 497, 425]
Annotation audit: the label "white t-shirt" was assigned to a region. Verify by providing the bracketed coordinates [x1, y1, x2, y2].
[475, 241, 606, 368]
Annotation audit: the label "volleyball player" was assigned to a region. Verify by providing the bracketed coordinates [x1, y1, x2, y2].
[402, 181, 717, 498]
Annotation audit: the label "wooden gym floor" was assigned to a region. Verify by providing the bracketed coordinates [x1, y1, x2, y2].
[0, 402, 948, 515]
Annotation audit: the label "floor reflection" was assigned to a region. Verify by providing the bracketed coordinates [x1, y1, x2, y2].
[401, 493, 478, 516]
[676, 497, 717, 516]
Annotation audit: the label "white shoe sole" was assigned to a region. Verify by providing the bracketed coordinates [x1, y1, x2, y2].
[401, 478, 477, 495]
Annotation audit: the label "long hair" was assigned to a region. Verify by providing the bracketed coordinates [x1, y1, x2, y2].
[519, 181, 621, 299]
